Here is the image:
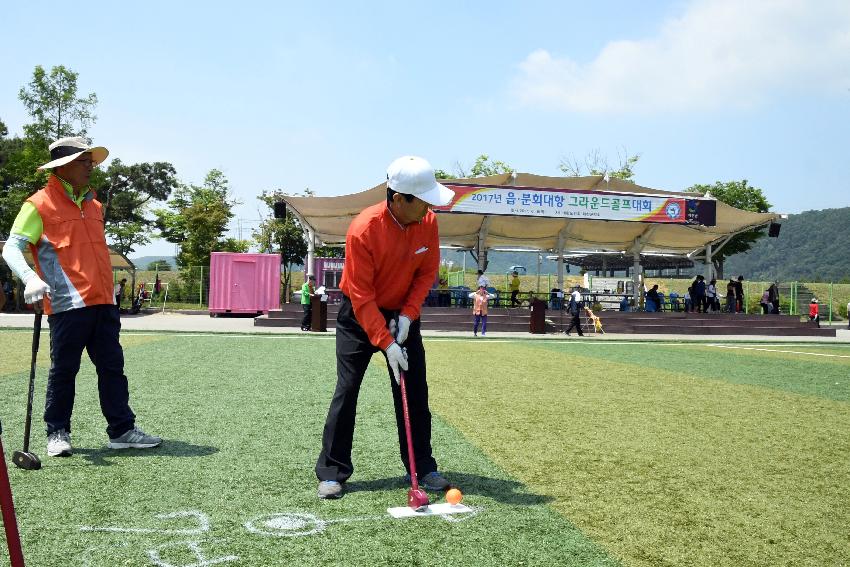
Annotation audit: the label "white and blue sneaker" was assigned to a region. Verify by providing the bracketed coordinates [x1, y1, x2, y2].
[107, 427, 162, 449]
[47, 429, 72, 457]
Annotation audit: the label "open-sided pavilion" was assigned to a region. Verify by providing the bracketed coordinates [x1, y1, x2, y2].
[280, 173, 780, 304]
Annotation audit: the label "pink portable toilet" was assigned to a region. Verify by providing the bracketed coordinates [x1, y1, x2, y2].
[209, 252, 281, 315]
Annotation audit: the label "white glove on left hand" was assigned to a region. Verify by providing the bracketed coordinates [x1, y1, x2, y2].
[394, 315, 411, 345]
[384, 342, 409, 385]
[24, 275, 51, 304]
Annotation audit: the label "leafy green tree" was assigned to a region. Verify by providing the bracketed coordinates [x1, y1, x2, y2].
[559, 148, 641, 181]
[154, 169, 247, 269]
[93, 159, 178, 257]
[18, 65, 98, 142]
[0, 120, 48, 238]
[686, 180, 772, 279]
[448, 154, 514, 178]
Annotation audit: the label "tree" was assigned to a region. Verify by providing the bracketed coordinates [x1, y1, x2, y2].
[0, 120, 47, 238]
[94, 159, 178, 257]
[686, 180, 772, 279]
[18, 65, 98, 142]
[559, 148, 641, 181]
[446, 154, 514, 179]
[154, 169, 247, 269]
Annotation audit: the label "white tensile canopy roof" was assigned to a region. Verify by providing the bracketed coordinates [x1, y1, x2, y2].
[0, 242, 135, 271]
[280, 173, 780, 256]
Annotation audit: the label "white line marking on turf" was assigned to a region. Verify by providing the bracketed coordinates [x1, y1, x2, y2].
[147, 541, 238, 566]
[708, 344, 850, 359]
[81, 510, 210, 535]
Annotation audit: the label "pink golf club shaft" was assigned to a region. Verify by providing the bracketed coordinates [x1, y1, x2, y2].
[399, 371, 419, 491]
[0, 435, 26, 566]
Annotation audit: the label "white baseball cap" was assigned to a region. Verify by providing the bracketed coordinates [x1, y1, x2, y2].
[386, 156, 455, 206]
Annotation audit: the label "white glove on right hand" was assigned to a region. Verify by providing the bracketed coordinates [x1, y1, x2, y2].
[384, 342, 409, 385]
[24, 276, 51, 304]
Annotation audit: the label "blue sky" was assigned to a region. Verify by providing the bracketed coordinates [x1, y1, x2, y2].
[3, 0, 849, 257]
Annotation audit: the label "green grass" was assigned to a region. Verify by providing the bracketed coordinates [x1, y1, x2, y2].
[0, 332, 848, 566]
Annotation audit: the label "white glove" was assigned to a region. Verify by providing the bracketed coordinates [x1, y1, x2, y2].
[395, 315, 411, 345]
[384, 342, 409, 385]
[24, 275, 51, 304]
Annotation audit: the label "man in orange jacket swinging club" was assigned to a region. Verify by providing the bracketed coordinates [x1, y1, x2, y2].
[1, 137, 161, 458]
[315, 156, 454, 499]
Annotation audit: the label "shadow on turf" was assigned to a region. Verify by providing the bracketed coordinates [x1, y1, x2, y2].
[346, 471, 553, 506]
[72, 439, 219, 466]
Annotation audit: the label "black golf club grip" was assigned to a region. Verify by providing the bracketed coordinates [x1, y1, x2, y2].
[32, 312, 42, 353]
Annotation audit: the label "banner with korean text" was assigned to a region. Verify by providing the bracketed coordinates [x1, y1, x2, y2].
[434, 183, 716, 226]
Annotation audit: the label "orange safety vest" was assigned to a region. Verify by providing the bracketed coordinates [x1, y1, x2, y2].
[27, 176, 114, 314]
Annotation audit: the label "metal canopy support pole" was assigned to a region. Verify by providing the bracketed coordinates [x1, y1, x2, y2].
[633, 253, 641, 308]
[556, 232, 566, 292]
[475, 218, 491, 273]
[306, 228, 316, 277]
[705, 244, 713, 281]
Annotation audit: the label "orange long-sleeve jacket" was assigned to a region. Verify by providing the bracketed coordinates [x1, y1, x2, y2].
[339, 202, 440, 350]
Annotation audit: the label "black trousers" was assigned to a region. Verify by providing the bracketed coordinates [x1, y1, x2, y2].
[316, 296, 437, 483]
[45, 305, 135, 438]
[566, 311, 584, 335]
[301, 303, 312, 329]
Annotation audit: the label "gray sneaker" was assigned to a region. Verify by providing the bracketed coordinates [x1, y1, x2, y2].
[317, 480, 343, 499]
[404, 471, 451, 491]
[47, 429, 72, 457]
[107, 427, 162, 449]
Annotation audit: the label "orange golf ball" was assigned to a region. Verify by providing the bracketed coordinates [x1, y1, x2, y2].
[446, 488, 463, 505]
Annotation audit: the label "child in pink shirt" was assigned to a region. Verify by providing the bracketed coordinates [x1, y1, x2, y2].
[469, 285, 497, 336]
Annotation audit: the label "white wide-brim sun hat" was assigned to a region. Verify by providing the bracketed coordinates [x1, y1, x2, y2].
[386, 156, 455, 206]
[38, 136, 109, 170]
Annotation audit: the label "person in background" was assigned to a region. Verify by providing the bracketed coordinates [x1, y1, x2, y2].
[565, 286, 584, 336]
[476, 269, 490, 289]
[808, 298, 819, 327]
[734, 276, 745, 313]
[646, 284, 661, 312]
[2, 278, 14, 311]
[0, 136, 161, 457]
[509, 271, 521, 307]
[300, 274, 316, 331]
[619, 295, 631, 312]
[768, 282, 780, 315]
[314, 156, 454, 500]
[760, 288, 771, 314]
[114, 278, 127, 309]
[437, 277, 450, 307]
[691, 275, 706, 313]
[726, 278, 737, 313]
[706, 279, 718, 312]
[469, 285, 496, 336]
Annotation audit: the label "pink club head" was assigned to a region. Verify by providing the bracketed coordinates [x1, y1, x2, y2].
[408, 488, 430, 511]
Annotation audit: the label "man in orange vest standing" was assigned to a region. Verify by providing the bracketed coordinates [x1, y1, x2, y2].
[1, 137, 161, 458]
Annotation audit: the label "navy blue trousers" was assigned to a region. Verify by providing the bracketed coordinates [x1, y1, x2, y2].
[45, 304, 135, 438]
[316, 296, 437, 483]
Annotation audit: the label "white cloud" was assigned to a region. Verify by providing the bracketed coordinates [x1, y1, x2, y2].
[513, 0, 850, 113]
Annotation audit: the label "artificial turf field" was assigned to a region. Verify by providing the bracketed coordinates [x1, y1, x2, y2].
[1, 330, 849, 566]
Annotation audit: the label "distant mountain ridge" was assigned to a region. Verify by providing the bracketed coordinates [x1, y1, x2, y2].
[130, 256, 176, 270]
[724, 207, 850, 282]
